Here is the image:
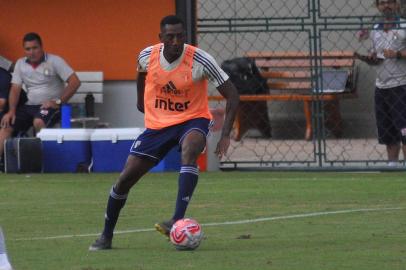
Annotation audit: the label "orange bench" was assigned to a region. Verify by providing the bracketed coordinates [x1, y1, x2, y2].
[210, 51, 358, 140]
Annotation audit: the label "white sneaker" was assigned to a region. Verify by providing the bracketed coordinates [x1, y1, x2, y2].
[0, 254, 12, 270]
[0, 263, 13, 270]
[387, 161, 400, 167]
[0, 228, 12, 270]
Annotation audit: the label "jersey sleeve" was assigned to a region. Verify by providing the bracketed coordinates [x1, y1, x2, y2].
[193, 48, 229, 88]
[137, 46, 153, 72]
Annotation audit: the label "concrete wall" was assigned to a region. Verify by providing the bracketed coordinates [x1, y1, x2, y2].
[94, 81, 144, 128]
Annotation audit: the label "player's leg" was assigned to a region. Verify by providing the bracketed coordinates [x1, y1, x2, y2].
[172, 129, 206, 220]
[155, 118, 210, 237]
[89, 155, 155, 251]
[90, 128, 174, 250]
[103, 155, 156, 238]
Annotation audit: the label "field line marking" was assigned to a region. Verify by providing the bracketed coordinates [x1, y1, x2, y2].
[13, 207, 404, 241]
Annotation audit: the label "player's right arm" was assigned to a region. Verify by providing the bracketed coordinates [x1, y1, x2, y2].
[136, 46, 153, 114]
[1, 83, 22, 128]
[137, 72, 146, 113]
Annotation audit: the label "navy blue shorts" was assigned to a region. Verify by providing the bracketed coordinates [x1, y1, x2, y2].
[375, 85, 406, 145]
[12, 105, 61, 133]
[130, 117, 212, 163]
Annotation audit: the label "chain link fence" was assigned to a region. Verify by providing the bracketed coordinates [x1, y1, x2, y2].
[197, 0, 406, 170]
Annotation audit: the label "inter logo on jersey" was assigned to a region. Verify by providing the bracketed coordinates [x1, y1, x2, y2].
[155, 98, 190, 111]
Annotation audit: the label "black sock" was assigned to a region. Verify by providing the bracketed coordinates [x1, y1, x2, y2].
[102, 186, 128, 239]
[172, 165, 199, 221]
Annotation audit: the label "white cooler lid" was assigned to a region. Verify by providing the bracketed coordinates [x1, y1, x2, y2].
[90, 128, 145, 142]
[37, 128, 94, 142]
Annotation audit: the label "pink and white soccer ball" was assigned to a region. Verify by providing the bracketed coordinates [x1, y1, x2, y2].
[169, 218, 203, 250]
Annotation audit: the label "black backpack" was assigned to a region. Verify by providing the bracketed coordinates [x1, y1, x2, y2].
[221, 57, 268, 95]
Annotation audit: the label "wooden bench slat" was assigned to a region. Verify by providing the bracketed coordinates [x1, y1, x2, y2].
[246, 50, 354, 59]
[261, 71, 311, 79]
[209, 93, 357, 102]
[267, 81, 311, 90]
[69, 71, 104, 104]
[76, 82, 103, 94]
[256, 59, 354, 68]
[76, 71, 104, 81]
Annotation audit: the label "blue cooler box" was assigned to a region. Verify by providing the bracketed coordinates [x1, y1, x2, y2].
[90, 128, 181, 172]
[36, 128, 93, 172]
[90, 128, 144, 172]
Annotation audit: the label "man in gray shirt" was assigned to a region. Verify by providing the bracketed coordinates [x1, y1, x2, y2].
[0, 32, 80, 158]
[356, 0, 406, 166]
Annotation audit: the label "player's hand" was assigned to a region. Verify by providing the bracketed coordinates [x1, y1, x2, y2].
[1, 111, 16, 128]
[214, 136, 230, 159]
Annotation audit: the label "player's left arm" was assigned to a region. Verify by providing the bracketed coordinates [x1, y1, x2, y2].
[215, 79, 239, 158]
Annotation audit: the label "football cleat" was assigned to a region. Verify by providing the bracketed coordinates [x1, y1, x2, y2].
[154, 220, 174, 237]
[88, 235, 112, 251]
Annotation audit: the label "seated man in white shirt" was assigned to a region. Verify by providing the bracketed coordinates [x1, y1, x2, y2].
[0, 32, 80, 160]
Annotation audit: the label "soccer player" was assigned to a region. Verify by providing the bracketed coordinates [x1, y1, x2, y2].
[89, 15, 239, 250]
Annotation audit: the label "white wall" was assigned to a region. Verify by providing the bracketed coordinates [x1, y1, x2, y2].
[95, 81, 144, 128]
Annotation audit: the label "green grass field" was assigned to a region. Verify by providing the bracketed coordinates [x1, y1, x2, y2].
[0, 172, 405, 270]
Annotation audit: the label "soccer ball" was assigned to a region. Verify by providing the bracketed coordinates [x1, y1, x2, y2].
[169, 218, 203, 250]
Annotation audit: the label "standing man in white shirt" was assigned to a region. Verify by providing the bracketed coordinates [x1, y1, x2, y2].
[356, 0, 406, 166]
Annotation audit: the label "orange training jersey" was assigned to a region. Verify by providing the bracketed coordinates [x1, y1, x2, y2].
[144, 43, 212, 129]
